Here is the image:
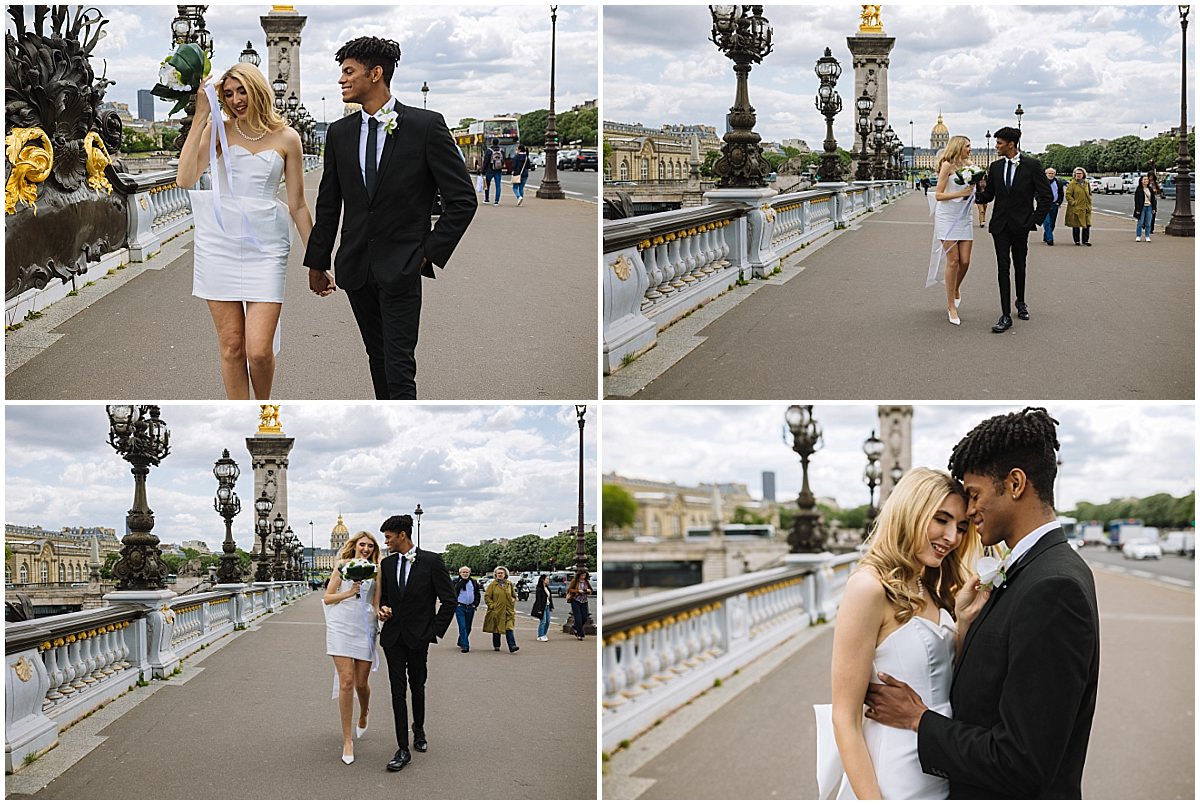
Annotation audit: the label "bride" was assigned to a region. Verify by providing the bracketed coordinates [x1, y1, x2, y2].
[926, 135, 977, 326]
[822, 467, 985, 799]
[176, 62, 315, 399]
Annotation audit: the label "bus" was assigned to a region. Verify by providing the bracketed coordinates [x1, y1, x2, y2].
[684, 523, 776, 541]
[455, 117, 520, 173]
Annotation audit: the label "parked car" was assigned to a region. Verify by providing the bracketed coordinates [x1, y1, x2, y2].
[547, 571, 572, 597]
[1123, 536, 1163, 560]
[572, 149, 598, 171]
[557, 149, 579, 169]
[1161, 174, 1196, 199]
[1088, 176, 1104, 192]
[1162, 530, 1196, 557]
[1122, 177, 1137, 193]
[1099, 176, 1125, 194]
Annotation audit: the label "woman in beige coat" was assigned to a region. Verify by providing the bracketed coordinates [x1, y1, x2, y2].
[1064, 167, 1093, 246]
[483, 566, 519, 653]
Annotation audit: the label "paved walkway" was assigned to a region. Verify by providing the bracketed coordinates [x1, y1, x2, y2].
[607, 191, 1193, 399]
[11, 591, 596, 799]
[603, 567, 1193, 800]
[6, 168, 597, 400]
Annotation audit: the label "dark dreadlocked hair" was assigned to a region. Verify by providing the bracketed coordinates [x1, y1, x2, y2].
[334, 37, 402, 85]
[947, 407, 1060, 507]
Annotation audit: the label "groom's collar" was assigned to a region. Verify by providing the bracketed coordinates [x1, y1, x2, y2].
[1005, 520, 1062, 572]
[360, 96, 397, 123]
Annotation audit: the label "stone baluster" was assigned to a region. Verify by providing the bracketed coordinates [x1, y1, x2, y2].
[637, 625, 661, 690]
[678, 229, 700, 284]
[706, 603, 725, 657]
[622, 625, 647, 697]
[683, 609, 703, 667]
[715, 219, 732, 268]
[602, 632, 628, 708]
[639, 239, 662, 303]
[651, 236, 674, 297]
[699, 223, 719, 275]
[41, 642, 64, 703]
[67, 635, 87, 691]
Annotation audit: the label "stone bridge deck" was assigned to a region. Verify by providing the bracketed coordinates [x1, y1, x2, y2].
[603, 566, 1193, 800]
[9, 591, 597, 799]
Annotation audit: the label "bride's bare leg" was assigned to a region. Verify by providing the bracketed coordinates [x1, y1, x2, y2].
[354, 659, 371, 727]
[943, 241, 959, 313]
[206, 300, 249, 399]
[956, 241, 973, 298]
[333, 655, 355, 754]
[245, 302, 282, 400]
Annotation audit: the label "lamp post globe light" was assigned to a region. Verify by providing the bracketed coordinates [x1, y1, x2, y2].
[872, 111, 886, 180]
[1166, 4, 1194, 237]
[421, 80, 429, 110]
[813, 47, 844, 182]
[855, 90, 873, 180]
[784, 405, 826, 554]
[283, 526, 296, 579]
[106, 405, 172, 590]
[1014, 103, 1024, 131]
[271, 512, 286, 580]
[414, 503, 424, 549]
[708, 4, 775, 188]
[238, 40, 260, 67]
[890, 462, 904, 487]
[254, 493, 273, 582]
[537, 5, 566, 200]
[213, 449, 243, 584]
[862, 430, 884, 538]
[272, 73, 287, 112]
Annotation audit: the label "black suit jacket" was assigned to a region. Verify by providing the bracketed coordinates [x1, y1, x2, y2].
[975, 153, 1054, 235]
[304, 100, 478, 291]
[1046, 177, 1066, 223]
[378, 548, 457, 650]
[917, 529, 1100, 798]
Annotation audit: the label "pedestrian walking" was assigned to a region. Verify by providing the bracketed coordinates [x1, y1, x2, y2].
[1133, 174, 1157, 242]
[483, 566, 519, 653]
[530, 574, 554, 641]
[565, 569, 593, 640]
[1064, 167, 1093, 246]
[453, 566, 482, 653]
[1042, 167, 1065, 246]
[976, 198, 989, 228]
[483, 138, 505, 205]
[510, 144, 532, 206]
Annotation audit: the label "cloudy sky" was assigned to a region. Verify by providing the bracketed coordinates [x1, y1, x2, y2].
[6, 404, 596, 553]
[604, 4, 1190, 153]
[58, 4, 597, 129]
[603, 404, 1195, 513]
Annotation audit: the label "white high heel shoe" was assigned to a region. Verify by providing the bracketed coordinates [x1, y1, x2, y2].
[356, 711, 368, 738]
[342, 746, 355, 765]
[948, 309, 961, 326]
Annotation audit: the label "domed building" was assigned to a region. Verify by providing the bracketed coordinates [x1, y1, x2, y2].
[329, 513, 350, 555]
[930, 112, 949, 152]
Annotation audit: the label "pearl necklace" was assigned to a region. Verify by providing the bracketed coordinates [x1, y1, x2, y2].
[234, 118, 268, 142]
[913, 577, 926, 598]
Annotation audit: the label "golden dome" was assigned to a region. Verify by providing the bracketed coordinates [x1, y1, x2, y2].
[331, 513, 349, 537]
[931, 113, 949, 135]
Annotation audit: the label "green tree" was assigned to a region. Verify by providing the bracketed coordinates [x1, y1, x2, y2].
[519, 109, 549, 148]
[121, 129, 160, 154]
[500, 533, 545, 571]
[1097, 135, 1143, 174]
[731, 505, 769, 525]
[100, 551, 120, 580]
[701, 149, 721, 177]
[457, 117, 478, 129]
[602, 483, 637, 532]
[163, 554, 187, 574]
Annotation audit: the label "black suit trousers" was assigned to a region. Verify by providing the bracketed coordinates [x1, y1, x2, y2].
[992, 225, 1029, 316]
[345, 270, 422, 400]
[383, 637, 429, 748]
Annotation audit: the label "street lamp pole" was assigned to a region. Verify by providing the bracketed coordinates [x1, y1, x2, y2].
[862, 430, 884, 538]
[537, 5, 566, 199]
[254, 493, 272, 582]
[574, 405, 587, 572]
[708, 4, 775, 188]
[106, 406, 172, 590]
[855, 90, 873, 181]
[1015, 103, 1024, 132]
[213, 449, 243, 584]
[1167, 5, 1195, 236]
[414, 504, 423, 549]
[814, 47, 844, 182]
[421, 80, 429, 110]
[308, 520, 314, 582]
[784, 405, 825, 553]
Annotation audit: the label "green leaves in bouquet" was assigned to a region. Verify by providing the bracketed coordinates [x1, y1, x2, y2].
[151, 42, 212, 116]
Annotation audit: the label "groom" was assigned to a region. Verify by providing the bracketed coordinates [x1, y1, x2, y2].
[377, 515, 456, 772]
[972, 126, 1053, 333]
[864, 407, 1100, 798]
[304, 37, 477, 399]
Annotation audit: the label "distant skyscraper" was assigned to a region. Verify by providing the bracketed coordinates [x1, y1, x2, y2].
[762, 471, 776, 502]
[138, 89, 155, 122]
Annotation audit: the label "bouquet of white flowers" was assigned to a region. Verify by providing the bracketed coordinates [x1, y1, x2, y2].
[954, 165, 987, 186]
[976, 545, 1011, 590]
[341, 558, 377, 597]
[151, 43, 211, 115]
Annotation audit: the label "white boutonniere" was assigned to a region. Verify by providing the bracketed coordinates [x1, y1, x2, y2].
[377, 108, 398, 136]
[977, 545, 1012, 590]
[404, 548, 417, 566]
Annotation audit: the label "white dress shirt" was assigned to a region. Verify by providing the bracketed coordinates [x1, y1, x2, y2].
[358, 96, 396, 187]
[1006, 519, 1061, 570]
[395, 550, 415, 587]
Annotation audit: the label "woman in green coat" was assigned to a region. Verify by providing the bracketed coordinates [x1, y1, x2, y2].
[1064, 166, 1093, 246]
[483, 565, 519, 653]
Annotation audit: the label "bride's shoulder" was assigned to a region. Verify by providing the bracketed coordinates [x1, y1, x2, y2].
[844, 566, 888, 602]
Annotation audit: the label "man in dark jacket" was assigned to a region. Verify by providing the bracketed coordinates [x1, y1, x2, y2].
[452, 566, 482, 653]
[483, 137, 505, 205]
[1042, 167, 1066, 246]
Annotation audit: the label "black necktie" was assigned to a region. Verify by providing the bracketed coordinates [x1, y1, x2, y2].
[366, 117, 379, 195]
[1005, 159, 1014, 188]
[398, 555, 407, 595]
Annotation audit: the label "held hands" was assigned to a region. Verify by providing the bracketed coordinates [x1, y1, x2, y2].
[377, 605, 393, 622]
[864, 672, 928, 732]
[307, 268, 337, 296]
[954, 572, 991, 627]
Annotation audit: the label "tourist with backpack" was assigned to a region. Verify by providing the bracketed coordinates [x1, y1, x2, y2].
[484, 138, 505, 205]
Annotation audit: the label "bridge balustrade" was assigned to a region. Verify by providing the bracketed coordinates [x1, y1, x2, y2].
[602, 553, 859, 753]
[4, 581, 308, 772]
[603, 180, 908, 374]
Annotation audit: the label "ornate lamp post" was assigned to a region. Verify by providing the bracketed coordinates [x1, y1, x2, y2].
[254, 493, 272, 582]
[708, 5, 774, 188]
[238, 40, 260, 67]
[537, 5, 566, 199]
[862, 430, 884, 538]
[270, 512, 286, 580]
[985, 129, 992, 160]
[872, 111, 886, 179]
[784, 405, 825, 553]
[814, 47, 844, 182]
[106, 405, 172, 590]
[414, 503, 424, 549]
[1014, 103, 1024, 132]
[213, 449, 243, 584]
[286, 92, 299, 126]
[283, 526, 296, 579]
[909, 118, 915, 178]
[855, 90, 873, 181]
[890, 462, 904, 487]
[308, 520, 314, 582]
[1167, 5, 1194, 237]
[272, 74, 287, 112]
[421, 80, 429, 110]
[574, 405, 588, 572]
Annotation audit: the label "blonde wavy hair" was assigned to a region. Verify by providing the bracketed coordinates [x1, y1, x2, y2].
[218, 63, 286, 134]
[859, 467, 979, 624]
[936, 135, 971, 171]
[337, 530, 381, 565]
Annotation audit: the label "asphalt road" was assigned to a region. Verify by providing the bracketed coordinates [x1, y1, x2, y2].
[609, 189, 1194, 400]
[604, 566, 1193, 800]
[14, 591, 597, 800]
[1078, 544, 1195, 586]
[525, 166, 600, 203]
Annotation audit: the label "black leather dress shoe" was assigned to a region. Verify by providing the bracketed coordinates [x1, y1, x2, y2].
[991, 315, 1013, 333]
[386, 748, 412, 772]
[414, 735, 428, 753]
[1016, 303, 1029, 320]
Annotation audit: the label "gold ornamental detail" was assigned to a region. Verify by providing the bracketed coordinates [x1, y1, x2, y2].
[612, 254, 632, 282]
[13, 655, 34, 682]
[4, 126, 53, 215]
